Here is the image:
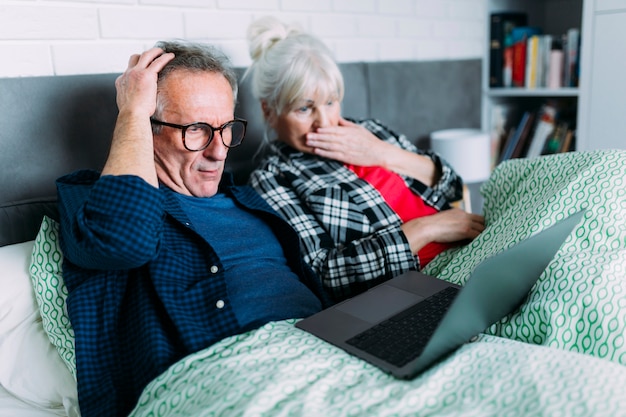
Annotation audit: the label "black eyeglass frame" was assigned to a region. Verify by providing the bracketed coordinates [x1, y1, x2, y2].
[150, 118, 247, 151]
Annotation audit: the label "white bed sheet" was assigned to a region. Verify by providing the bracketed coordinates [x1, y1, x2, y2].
[0, 384, 67, 417]
[0, 240, 79, 416]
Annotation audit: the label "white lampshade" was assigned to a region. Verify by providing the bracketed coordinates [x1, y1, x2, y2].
[430, 129, 491, 183]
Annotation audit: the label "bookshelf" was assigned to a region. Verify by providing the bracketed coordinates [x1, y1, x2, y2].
[482, 0, 584, 166]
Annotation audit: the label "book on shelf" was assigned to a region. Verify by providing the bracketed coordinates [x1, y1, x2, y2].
[498, 110, 536, 162]
[525, 103, 557, 159]
[541, 121, 571, 155]
[525, 34, 540, 88]
[488, 103, 517, 169]
[503, 37, 514, 87]
[547, 37, 563, 89]
[511, 27, 541, 88]
[517, 31, 569, 90]
[563, 28, 581, 87]
[499, 128, 516, 161]
[559, 128, 575, 153]
[490, 21, 581, 89]
[489, 12, 527, 87]
[491, 100, 576, 164]
[539, 35, 553, 87]
[510, 111, 537, 159]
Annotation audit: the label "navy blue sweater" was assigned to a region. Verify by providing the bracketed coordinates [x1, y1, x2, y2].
[57, 170, 327, 417]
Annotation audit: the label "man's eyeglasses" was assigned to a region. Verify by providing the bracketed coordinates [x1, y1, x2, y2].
[150, 118, 247, 151]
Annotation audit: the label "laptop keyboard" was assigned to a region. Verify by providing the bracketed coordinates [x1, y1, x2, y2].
[345, 286, 460, 367]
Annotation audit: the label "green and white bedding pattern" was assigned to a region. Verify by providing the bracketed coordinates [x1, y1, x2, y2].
[130, 319, 626, 417]
[28, 150, 626, 416]
[130, 150, 626, 416]
[424, 150, 626, 364]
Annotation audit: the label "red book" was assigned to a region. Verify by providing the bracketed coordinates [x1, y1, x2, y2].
[511, 39, 527, 87]
[489, 12, 527, 87]
[510, 27, 541, 88]
[503, 42, 514, 87]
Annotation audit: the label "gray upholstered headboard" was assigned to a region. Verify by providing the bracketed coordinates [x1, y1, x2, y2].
[0, 59, 481, 247]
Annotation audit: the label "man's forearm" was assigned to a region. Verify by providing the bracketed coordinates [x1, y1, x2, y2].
[101, 111, 159, 187]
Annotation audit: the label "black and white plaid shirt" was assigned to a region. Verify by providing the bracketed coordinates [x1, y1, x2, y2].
[249, 119, 463, 301]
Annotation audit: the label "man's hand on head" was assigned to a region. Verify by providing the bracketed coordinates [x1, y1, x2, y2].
[114, 47, 175, 117]
[103, 47, 174, 184]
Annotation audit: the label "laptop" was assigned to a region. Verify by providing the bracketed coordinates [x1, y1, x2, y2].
[296, 210, 585, 380]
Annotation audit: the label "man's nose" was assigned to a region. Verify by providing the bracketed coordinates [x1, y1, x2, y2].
[202, 133, 229, 160]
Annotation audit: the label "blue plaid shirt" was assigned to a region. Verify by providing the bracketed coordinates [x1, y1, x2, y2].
[56, 170, 327, 417]
[249, 119, 464, 301]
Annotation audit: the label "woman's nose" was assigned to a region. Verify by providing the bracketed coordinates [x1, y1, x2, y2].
[313, 107, 331, 128]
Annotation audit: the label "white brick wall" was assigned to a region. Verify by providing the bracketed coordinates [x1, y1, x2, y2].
[0, 0, 486, 78]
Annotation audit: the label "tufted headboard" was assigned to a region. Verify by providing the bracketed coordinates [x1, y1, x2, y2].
[0, 59, 481, 247]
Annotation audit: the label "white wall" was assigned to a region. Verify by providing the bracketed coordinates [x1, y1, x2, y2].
[0, 0, 485, 78]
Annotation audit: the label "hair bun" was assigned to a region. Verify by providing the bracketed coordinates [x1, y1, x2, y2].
[247, 16, 303, 61]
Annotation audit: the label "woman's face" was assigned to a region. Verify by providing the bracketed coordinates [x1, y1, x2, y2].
[267, 92, 341, 153]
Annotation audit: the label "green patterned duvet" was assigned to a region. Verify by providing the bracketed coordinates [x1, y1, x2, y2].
[425, 150, 626, 363]
[130, 320, 626, 417]
[29, 150, 626, 416]
[130, 150, 626, 416]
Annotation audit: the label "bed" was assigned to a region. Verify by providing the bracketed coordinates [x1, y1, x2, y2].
[1, 61, 626, 417]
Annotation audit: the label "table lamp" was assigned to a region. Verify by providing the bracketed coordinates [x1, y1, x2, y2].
[430, 128, 492, 212]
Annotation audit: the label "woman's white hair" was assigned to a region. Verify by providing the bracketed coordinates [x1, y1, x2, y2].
[244, 16, 345, 118]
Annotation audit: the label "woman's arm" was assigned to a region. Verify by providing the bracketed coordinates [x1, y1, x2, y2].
[249, 163, 418, 301]
[400, 208, 485, 255]
[305, 118, 436, 183]
[306, 118, 464, 203]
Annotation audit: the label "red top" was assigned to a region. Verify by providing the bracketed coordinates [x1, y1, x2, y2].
[346, 164, 455, 267]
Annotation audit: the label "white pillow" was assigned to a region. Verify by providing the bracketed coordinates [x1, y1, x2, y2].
[0, 240, 78, 412]
[0, 384, 72, 417]
[0, 241, 37, 335]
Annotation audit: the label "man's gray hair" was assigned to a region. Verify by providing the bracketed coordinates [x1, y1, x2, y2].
[152, 40, 238, 124]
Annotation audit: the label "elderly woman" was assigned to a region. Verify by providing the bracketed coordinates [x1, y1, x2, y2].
[244, 16, 485, 301]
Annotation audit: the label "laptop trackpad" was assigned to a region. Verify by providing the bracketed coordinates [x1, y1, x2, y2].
[336, 285, 424, 324]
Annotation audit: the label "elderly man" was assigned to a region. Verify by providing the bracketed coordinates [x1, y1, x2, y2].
[56, 41, 327, 417]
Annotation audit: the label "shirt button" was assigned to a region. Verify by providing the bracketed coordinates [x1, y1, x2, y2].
[216, 300, 225, 309]
[210, 265, 219, 273]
